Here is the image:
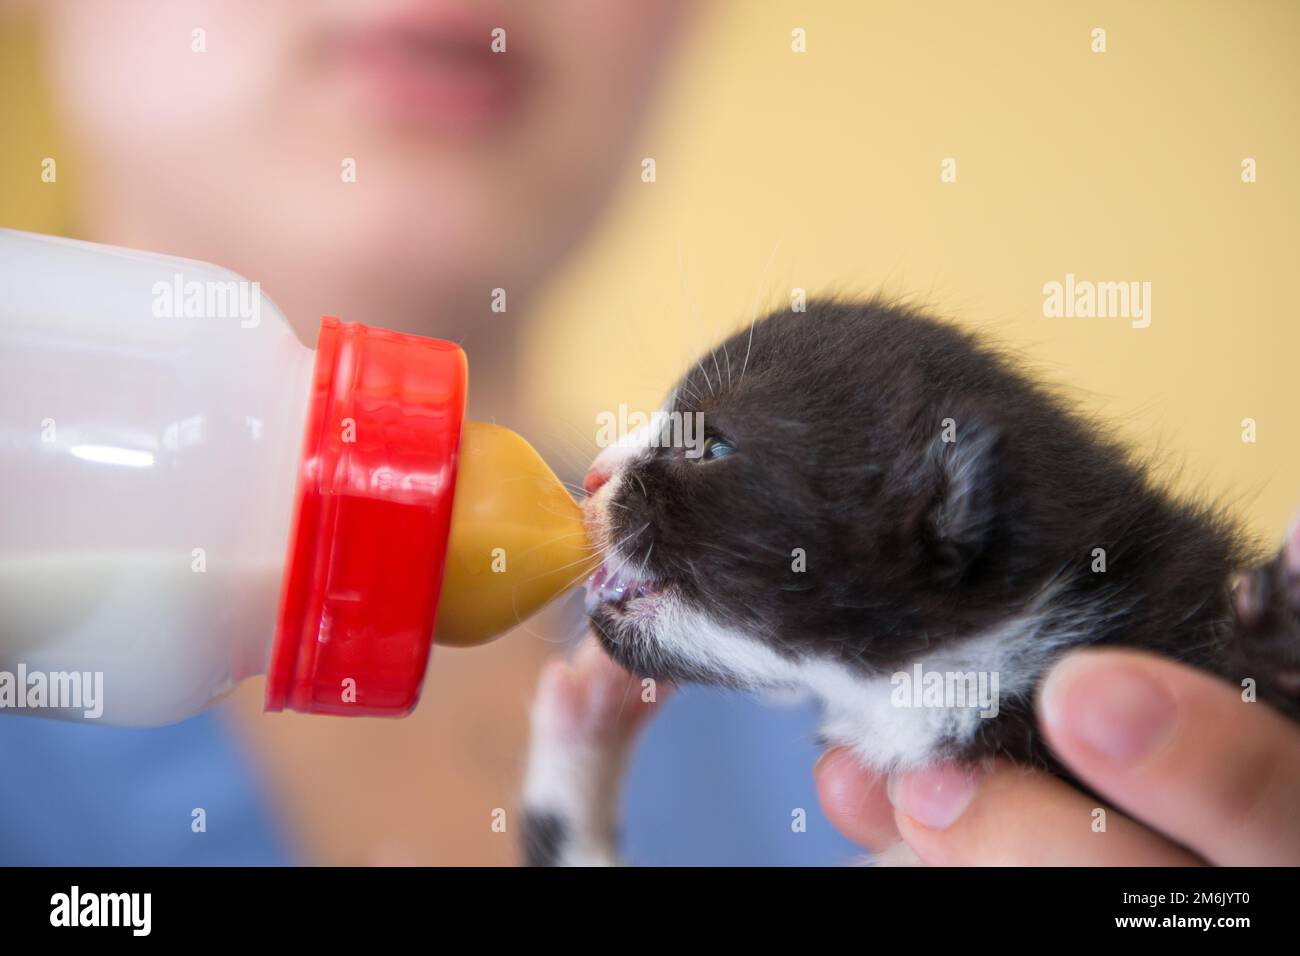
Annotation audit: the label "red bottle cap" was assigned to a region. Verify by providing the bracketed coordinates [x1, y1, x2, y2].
[265, 317, 467, 716]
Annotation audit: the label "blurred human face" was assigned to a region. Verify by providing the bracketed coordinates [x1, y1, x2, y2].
[37, 1, 688, 328]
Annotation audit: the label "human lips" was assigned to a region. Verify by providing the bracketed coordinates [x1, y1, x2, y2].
[320, 8, 531, 132]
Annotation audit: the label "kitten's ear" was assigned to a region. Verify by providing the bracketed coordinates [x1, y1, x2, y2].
[921, 414, 1002, 578]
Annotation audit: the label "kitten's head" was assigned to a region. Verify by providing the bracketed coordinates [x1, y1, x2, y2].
[582, 299, 1106, 689]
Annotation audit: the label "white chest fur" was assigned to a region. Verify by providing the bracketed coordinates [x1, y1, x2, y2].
[654, 582, 1095, 771]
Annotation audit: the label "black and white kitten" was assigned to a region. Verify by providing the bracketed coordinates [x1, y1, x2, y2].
[520, 298, 1300, 866]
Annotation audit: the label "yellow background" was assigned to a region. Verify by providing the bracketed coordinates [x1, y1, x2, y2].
[6, 2, 1297, 535]
[519, 0, 1300, 540]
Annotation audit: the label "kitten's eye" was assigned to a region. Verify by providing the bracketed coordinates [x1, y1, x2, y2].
[698, 436, 736, 461]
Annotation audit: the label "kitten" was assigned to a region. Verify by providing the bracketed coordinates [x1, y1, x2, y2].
[520, 298, 1300, 866]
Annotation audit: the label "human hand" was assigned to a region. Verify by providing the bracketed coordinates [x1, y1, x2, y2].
[815, 648, 1300, 865]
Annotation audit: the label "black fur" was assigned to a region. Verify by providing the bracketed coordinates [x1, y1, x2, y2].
[590, 298, 1300, 766]
[520, 811, 569, 867]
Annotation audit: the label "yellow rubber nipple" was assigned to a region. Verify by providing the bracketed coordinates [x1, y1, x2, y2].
[435, 421, 599, 647]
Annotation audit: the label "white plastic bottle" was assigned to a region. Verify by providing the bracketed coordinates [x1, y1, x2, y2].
[1, 230, 596, 726]
[0, 229, 473, 725]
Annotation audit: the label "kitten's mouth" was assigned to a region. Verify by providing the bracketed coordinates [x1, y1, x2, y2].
[584, 561, 664, 616]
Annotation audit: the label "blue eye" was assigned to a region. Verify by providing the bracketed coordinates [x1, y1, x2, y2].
[700, 436, 736, 460]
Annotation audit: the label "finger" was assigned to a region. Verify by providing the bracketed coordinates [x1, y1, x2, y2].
[889, 759, 1201, 866]
[814, 748, 902, 855]
[1039, 648, 1300, 866]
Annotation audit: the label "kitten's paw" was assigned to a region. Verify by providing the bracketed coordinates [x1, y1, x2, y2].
[1232, 515, 1300, 695]
[520, 635, 668, 866]
[531, 635, 662, 747]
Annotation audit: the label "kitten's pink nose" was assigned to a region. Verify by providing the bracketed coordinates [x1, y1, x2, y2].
[583, 466, 612, 496]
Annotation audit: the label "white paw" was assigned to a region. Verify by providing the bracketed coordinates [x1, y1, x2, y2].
[521, 635, 667, 865]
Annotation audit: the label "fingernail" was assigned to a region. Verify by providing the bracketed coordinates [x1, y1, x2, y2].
[815, 747, 854, 778]
[815, 748, 875, 803]
[814, 749, 833, 778]
[887, 764, 982, 829]
[1040, 653, 1177, 763]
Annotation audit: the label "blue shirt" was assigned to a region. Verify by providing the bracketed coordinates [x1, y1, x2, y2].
[0, 691, 856, 866]
[0, 712, 293, 866]
[621, 686, 861, 866]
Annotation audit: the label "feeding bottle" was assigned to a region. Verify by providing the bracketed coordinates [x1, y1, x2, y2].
[0, 229, 597, 725]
